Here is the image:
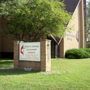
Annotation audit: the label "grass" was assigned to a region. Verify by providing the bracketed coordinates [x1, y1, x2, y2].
[0, 59, 90, 90]
[0, 59, 13, 69]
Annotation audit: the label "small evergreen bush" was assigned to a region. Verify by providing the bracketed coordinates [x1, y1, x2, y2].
[65, 48, 90, 59]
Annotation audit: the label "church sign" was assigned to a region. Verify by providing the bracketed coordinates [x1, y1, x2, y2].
[19, 42, 40, 61]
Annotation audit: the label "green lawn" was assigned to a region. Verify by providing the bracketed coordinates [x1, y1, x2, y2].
[0, 60, 13, 69]
[0, 59, 90, 90]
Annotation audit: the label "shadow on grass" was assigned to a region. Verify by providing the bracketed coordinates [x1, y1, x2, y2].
[0, 60, 13, 64]
[0, 59, 13, 65]
[0, 59, 40, 75]
[0, 68, 40, 75]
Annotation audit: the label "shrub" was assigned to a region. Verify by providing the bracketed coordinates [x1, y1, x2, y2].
[65, 48, 90, 59]
[82, 48, 90, 53]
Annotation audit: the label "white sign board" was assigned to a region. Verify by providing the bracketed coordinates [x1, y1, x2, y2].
[19, 42, 40, 61]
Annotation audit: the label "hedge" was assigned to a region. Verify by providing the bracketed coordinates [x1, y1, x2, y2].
[65, 48, 90, 59]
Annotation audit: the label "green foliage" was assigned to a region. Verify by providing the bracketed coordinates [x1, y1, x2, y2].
[65, 48, 90, 59]
[87, 1, 90, 18]
[0, 0, 70, 41]
[86, 1, 90, 38]
[82, 48, 90, 53]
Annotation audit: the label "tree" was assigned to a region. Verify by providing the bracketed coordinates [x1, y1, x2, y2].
[86, 1, 90, 33]
[86, 0, 90, 43]
[0, 0, 70, 41]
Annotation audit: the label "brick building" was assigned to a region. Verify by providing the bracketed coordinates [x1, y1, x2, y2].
[0, 0, 86, 58]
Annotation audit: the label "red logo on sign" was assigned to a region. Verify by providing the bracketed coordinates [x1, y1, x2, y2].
[20, 46, 24, 55]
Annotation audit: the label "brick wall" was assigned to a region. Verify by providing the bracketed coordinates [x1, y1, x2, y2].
[41, 39, 51, 72]
[2, 35, 13, 52]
